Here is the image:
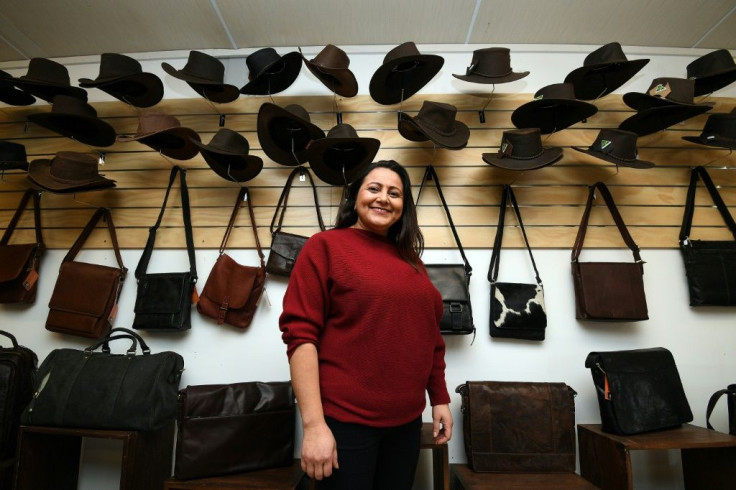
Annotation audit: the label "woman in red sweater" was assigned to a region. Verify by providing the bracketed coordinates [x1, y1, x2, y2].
[280, 160, 452, 489]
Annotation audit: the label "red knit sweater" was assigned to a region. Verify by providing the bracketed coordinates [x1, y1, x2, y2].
[280, 227, 450, 427]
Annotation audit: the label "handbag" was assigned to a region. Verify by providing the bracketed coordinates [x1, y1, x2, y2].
[0, 330, 37, 460]
[571, 182, 648, 321]
[0, 189, 44, 304]
[488, 185, 547, 340]
[266, 166, 326, 276]
[174, 381, 295, 480]
[706, 384, 736, 436]
[585, 347, 693, 435]
[456, 381, 577, 473]
[417, 165, 475, 336]
[198, 187, 266, 329]
[133, 166, 197, 331]
[21, 328, 184, 431]
[46, 207, 127, 338]
[679, 166, 736, 306]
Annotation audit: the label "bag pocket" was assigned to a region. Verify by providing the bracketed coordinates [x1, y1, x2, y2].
[266, 231, 308, 276]
[490, 282, 546, 340]
[133, 272, 193, 331]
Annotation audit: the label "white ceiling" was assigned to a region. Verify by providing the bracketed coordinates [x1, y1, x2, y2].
[0, 0, 734, 63]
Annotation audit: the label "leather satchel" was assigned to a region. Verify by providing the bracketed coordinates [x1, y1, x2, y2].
[0, 330, 37, 460]
[489, 185, 547, 340]
[679, 166, 736, 306]
[456, 381, 577, 473]
[571, 182, 648, 321]
[133, 166, 197, 331]
[174, 381, 295, 480]
[46, 208, 127, 338]
[706, 384, 736, 436]
[417, 165, 475, 336]
[198, 187, 266, 329]
[0, 189, 44, 304]
[266, 167, 326, 276]
[585, 347, 693, 435]
[22, 328, 184, 431]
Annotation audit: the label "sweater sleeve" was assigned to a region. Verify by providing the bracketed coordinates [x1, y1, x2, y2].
[427, 291, 451, 406]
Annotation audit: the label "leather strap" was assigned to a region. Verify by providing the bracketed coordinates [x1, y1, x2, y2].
[220, 187, 265, 267]
[1, 189, 43, 247]
[706, 386, 736, 431]
[62, 207, 126, 279]
[270, 166, 325, 234]
[680, 166, 736, 243]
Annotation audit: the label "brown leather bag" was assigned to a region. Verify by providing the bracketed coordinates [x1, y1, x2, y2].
[198, 187, 265, 329]
[46, 208, 127, 338]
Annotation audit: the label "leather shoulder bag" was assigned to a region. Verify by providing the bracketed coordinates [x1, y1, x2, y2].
[489, 185, 547, 340]
[198, 187, 266, 329]
[679, 166, 736, 306]
[0, 330, 37, 460]
[571, 182, 648, 321]
[133, 166, 198, 331]
[416, 165, 475, 336]
[0, 189, 44, 304]
[266, 166, 326, 277]
[46, 207, 127, 338]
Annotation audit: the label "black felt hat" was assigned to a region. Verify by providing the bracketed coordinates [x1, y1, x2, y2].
[257, 103, 325, 166]
[398, 101, 470, 149]
[573, 129, 654, 169]
[308, 124, 380, 185]
[0, 140, 29, 171]
[11, 58, 87, 103]
[564, 42, 649, 100]
[482, 128, 563, 170]
[162, 51, 240, 103]
[369, 42, 444, 105]
[682, 110, 736, 149]
[240, 48, 302, 96]
[193, 129, 263, 182]
[511, 83, 598, 134]
[0, 70, 35, 106]
[79, 53, 164, 108]
[687, 49, 736, 97]
[27, 95, 116, 147]
[117, 111, 201, 160]
[453, 47, 529, 84]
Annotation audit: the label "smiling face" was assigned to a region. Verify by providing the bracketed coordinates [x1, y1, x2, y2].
[352, 167, 404, 236]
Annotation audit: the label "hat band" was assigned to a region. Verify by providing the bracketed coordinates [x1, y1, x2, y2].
[468, 67, 513, 78]
[392, 60, 420, 73]
[501, 147, 544, 160]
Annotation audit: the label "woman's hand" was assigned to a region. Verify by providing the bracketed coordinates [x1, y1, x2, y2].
[432, 403, 453, 444]
[301, 421, 339, 480]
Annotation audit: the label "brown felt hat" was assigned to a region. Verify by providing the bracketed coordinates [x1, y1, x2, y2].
[193, 128, 263, 182]
[117, 111, 201, 160]
[27, 151, 116, 193]
[11, 58, 87, 103]
[162, 51, 239, 103]
[511, 83, 598, 134]
[483, 128, 563, 170]
[573, 129, 654, 169]
[398, 101, 469, 149]
[79, 53, 164, 108]
[27, 95, 116, 147]
[369, 42, 444, 105]
[453, 47, 529, 85]
[687, 49, 736, 97]
[257, 103, 325, 166]
[308, 124, 380, 185]
[564, 42, 649, 100]
[301, 45, 358, 97]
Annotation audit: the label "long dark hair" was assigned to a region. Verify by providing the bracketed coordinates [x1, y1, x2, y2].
[335, 160, 424, 268]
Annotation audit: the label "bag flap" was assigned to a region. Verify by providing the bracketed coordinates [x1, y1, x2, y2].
[180, 381, 294, 418]
[270, 231, 308, 258]
[491, 282, 545, 330]
[201, 254, 263, 309]
[426, 264, 469, 302]
[136, 272, 191, 314]
[594, 347, 676, 374]
[0, 243, 37, 282]
[48, 261, 121, 316]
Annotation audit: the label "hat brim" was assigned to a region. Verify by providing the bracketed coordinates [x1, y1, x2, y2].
[682, 134, 736, 149]
[240, 52, 303, 95]
[369, 54, 444, 105]
[511, 99, 598, 134]
[200, 151, 263, 183]
[79, 73, 164, 108]
[571, 146, 654, 169]
[27, 112, 116, 147]
[692, 68, 736, 96]
[0, 161, 29, 171]
[618, 105, 712, 136]
[302, 56, 358, 98]
[0, 76, 36, 105]
[564, 59, 649, 100]
[482, 147, 563, 170]
[623, 91, 711, 112]
[117, 127, 201, 160]
[11, 79, 87, 103]
[257, 103, 325, 166]
[452, 70, 529, 85]
[27, 158, 116, 192]
[308, 137, 380, 185]
[185, 81, 240, 103]
[398, 112, 469, 149]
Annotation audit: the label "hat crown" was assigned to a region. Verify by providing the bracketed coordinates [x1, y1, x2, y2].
[22, 58, 71, 85]
[700, 113, 736, 139]
[181, 51, 225, 82]
[646, 77, 695, 104]
[326, 123, 359, 139]
[207, 128, 250, 154]
[49, 151, 101, 182]
[0, 140, 26, 162]
[415, 101, 458, 135]
[50, 94, 98, 118]
[384, 42, 421, 64]
[591, 129, 638, 160]
[246, 48, 283, 79]
[97, 53, 142, 79]
[311, 44, 350, 70]
[534, 82, 576, 100]
[468, 47, 512, 77]
[584, 42, 629, 66]
[284, 104, 311, 123]
[687, 49, 736, 79]
[499, 129, 544, 159]
[135, 112, 182, 135]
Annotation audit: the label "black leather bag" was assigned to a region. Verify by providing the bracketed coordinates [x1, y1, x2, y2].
[489, 186, 547, 340]
[133, 166, 197, 331]
[585, 347, 693, 435]
[417, 165, 475, 336]
[706, 384, 736, 436]
[22, 328, 183, 431]
[0, 330, 37, 460]
[679, 166, 736, 306]
[174, 381, 295, 480]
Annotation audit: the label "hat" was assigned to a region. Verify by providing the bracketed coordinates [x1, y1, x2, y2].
[0, 140, 29, 171]
[308, 124, 380, 185]
[79, 53, 164, 107]
[27, 151, 116, 193]
[162, 51, 239, 103]
[482, 128, 563, 170]
[564, 42, 650, 100]
[398, 101, 470, 149]
[369, 42, 444, 105]
[511, 83, 598, 134]
[0, 70, 35, 106]
[193, 128, 263, 182]
[27, 95, 116, 147]
[257, 103, 325, 166]
[117, 112, 201, 160]
[240, 48, 302, 95]
[623, 77, 711, 111]
[300, 45, 358, 97]
[10, 58, 87, 103]
[573, 129, 654, 169]
[619, 104, 712, 136]
[452, 47, 529, 84]
[687, 49, 736, 96]
[682, 111, 736, 149]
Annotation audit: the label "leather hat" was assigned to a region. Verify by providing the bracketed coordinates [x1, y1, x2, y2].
[682, 110, 736, 149]
[27, 95, 116, 147]
[240, 48, 302, 96]
[117, 112, 201, 160]
[511, 83, 598, 134]
[369, 42, 444, 105]
[0, 70, 35, 106]
[687, 49, 736, 97]
[301, 45, 358, 97]
[308, 124, 380, 185]
[482, 128, 563, 170]
[193, 128, 263, 182]
[27, 151, 116, 193]
[453, 47, 529, 85]
[0, 141, 29, 171]
[573, 129, 654, 169]
[10, 58, 87, 103]
[257, 103, 325, 166]
[162, 51, 239, 103]
[564, 42, 649, 100]
[398, 101, 469, 149]
[79, 53, 164, 107]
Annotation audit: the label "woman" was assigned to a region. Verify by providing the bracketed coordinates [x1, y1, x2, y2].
[279, 160, 452, 489]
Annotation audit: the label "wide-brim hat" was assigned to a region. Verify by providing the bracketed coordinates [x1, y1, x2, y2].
[27, 151, 116, 193]
[369, 42, 444, 105]
[0, 140, 29, 171]
[11, 58, 87, 103]
[623, 77, 710, 111]
[308, 124, 380, 185]
[162, 50, 239, 103]
[682, 111, 736, 149]
[27, 95, 116, 147]
[117, 111, 201, 160]
[257, 103, 325, 166]
[79, 53, 164, 108]
[618, 104, 711, 136]
[192, 128, 263, 182]
[564, 42, 649, 101]
[301, 45, 358, 97]
[0, 70, 35, 106]
[398, 100, 469, 149]
[573, 128, 654, 169]
[452, 47, 529, 84]
[482, 128, 563, 170]
[687, 49, 736, 96]
[511, 82, 598, 134]
[240, 48, 303, 95]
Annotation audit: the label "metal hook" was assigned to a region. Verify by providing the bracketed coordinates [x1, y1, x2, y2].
[333, 92, 343, 125]
[429, 142, 439, 166]
[201, 92, 226, 127]
[507, 170, 526, 186]
[290, 138, 302, 167]
[158, 150, 177, 167]
[397, 87, 405, 125]
[266, 78, 275, 105]
[341, 163, 348, 187]
[701, 148, 733, 168]
[599, 164, 620, 184]
[478, 85, 496, 123]
[120, 96, 142, 116]
[226, 164, 244, 188]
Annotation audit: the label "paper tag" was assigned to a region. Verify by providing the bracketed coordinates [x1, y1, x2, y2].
[604, 375, 611, 400]
[191, 286, 199, 304]
[108, 303, 119, 323]
[259, 288, 271, 307]
[498, 140, 513, 158]
[649, 82, 671, 98]
[23, 269, 38, 291]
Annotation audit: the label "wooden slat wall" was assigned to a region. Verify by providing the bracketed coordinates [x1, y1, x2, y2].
[1, 93, 734, 249]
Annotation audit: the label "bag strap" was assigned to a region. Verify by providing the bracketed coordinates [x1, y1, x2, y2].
[0, 330, 19, 348]
[416, 165, 472, 277]
[571, 182, 642, 263]
[220, 187, 265, 267]
[1, 189, 43, 247]
[101, 327, 150, 354]
[62, 207, 127, 279]
[680, 166, 736, 243]
[270, 166, 325, 234]
[488, 185, 541, 284]
[135, 166, 197, 281]
[706, 386, 736, 431]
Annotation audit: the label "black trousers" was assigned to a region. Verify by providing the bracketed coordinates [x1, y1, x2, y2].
[316, 416, 423, 490]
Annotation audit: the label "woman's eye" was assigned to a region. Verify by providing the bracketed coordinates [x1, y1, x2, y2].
[390, 192, 402, 198]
